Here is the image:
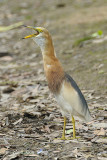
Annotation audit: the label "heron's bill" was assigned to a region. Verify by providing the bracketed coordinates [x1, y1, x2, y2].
[22, 34, 38, 39]
[22, 25, 42, 39]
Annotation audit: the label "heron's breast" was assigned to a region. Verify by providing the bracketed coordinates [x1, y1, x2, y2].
[44, 61, 65, 93]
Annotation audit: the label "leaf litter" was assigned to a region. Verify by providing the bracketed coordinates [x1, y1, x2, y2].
[0, 0, 107, 160]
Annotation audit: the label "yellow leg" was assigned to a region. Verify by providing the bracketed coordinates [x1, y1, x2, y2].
[61, 116, 66, 140]
[54, 116, 67, 140]
[55, 116, 78, 140]
[72, 116, 76, 139]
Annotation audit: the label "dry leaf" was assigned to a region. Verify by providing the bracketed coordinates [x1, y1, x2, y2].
[0, 56, 13, 61]
[3, 151, 23, 160]
[0, 148, 7, 155]
[94, 128, 105, 136]
[43, 125, 51, 133]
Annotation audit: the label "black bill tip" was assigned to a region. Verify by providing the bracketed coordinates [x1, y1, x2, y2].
[22, 25, 27, 27]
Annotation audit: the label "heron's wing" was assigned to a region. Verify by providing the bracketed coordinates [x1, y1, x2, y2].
[65, 73, 88, 108]
[61, 73, 91, 121]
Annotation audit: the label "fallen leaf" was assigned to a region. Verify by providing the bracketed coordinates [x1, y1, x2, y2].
[66, 129, 73, 134]
[96, 138, 107, 143]
[0, 148, 7, 155]
[0, 52, 10, 57]
[13, 118, 23, 125]
[24, 154, 39, 157]
[3, 151, 23, 160]
[24, 127, 33, 134]
[3, 87, 14, 93]
[97, 157, 107, 160]
[93, 123, 107, 129]
[43, 125, 51, 133]
[23, 111, 41, 118]
[94, 128, 106, 136]
[0, 56, 13, 61]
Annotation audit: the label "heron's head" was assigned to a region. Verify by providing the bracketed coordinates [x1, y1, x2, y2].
[23, 26, 52, 52]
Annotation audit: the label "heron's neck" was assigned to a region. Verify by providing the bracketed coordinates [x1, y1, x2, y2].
[41, 39, 56, 63]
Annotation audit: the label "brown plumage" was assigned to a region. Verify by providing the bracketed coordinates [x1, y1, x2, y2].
[23, 26, 92, 139]
[44, 56, 65, 93]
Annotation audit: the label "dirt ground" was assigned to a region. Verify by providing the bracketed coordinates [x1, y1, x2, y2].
[0, 0, 107, 159]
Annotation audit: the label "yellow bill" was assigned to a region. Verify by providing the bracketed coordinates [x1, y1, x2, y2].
[22, 25, 43, 39]
[22, 34, 37, 39]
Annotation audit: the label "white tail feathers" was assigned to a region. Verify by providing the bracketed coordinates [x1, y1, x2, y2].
[85, 109, 92, 122]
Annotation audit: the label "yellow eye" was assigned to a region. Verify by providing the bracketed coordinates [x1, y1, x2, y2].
[36, 28, 43, 33]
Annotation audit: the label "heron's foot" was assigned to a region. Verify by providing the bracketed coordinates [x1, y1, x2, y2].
[55, 136, 80, 140]
[59, 136, 68, 140]
[54, 136, 69, 140]
[68, 136, 80, 140]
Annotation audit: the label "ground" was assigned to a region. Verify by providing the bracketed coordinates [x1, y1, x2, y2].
[0, 0, 107, 159]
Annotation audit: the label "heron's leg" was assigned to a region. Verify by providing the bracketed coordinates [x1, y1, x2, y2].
[72, 116, 76, 139]
[61, 116, 66, 140]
